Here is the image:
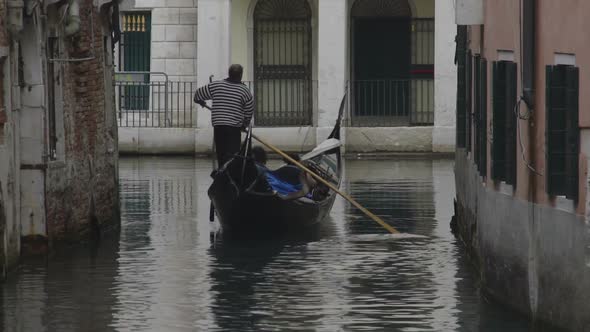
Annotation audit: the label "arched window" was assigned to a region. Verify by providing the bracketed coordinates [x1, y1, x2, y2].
[254, 0, 313, 126]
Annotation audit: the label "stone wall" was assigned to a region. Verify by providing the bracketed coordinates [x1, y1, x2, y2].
[44, 0, 120, 243]
[0, 0, 20, 278]
[127, 0, 198, 82]
[454, 149, 590, 331]
[0, 0, 5, 142]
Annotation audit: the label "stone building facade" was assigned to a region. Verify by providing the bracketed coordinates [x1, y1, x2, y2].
[116, 0, 458, 155]
[0, 0, 120, 277]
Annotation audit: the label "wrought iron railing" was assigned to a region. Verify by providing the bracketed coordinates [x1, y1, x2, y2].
[117, 76, 435, 128]
[116, 72, 197, 128]
[246, 79, 316, 127]
[346, 79, 434, 127]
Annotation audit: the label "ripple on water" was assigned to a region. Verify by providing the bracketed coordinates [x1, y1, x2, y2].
[0, 157, 537, 332]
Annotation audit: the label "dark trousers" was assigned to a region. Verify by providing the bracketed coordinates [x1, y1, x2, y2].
[214, 125, 241, 167]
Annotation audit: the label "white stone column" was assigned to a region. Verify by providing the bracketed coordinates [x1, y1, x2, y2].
[317, 0, 347, 142]
[196, 0, 231, 152]
[433, 0, 457, 153]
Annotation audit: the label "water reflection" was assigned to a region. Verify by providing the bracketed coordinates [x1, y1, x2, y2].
[1, 238, 120, 332]
[0, 157, 541, 331]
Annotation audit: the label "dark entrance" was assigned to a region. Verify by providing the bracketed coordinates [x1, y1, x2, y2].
[350, 0, 415, 126]
[353, 18, 411, 121]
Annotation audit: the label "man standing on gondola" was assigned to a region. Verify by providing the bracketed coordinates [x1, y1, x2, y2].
[194, 64, 254, 167]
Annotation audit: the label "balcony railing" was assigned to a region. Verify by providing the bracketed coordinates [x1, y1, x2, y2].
[115, 75, 433, 128]
[246, 79, 316, 127]
[116, 72, 197, 128]
[347, 79, 434, 127]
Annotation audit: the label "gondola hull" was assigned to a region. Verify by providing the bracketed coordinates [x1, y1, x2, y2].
[208, 94, 346, 233]
[208, 166, 338, 232]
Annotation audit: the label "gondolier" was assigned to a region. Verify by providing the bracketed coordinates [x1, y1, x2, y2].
[194, 64, 254, 167]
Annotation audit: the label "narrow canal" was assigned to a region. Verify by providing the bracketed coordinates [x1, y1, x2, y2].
[2, 157, 535, 331]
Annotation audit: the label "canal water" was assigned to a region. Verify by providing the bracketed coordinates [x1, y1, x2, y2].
[1, 157, 536, 331]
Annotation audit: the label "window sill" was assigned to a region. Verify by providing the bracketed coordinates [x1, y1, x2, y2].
[498, 181, 514, 196]
[554, 195, 576, 214]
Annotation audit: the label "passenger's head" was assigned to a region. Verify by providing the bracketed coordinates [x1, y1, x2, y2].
[283, 153, 300, 165]
[228, 64, 243, 82]
[250, 146, 267, 165]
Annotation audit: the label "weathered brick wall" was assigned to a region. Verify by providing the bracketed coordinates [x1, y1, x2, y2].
[45, 0, 120, 242]
[0, 0, 7, 145]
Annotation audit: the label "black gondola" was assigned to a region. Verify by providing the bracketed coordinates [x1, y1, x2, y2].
[208, 96, 345, 232]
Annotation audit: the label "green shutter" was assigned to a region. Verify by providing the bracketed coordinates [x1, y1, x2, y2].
[473, 54, 481, 165]
[479, 58, 488, 177]
[121, 13, 151, 111]
[466, 51, 473, 153]
[546, 65, 568, 196]
[505, 62, 518, 186]
[456, 26, 467, 148]
[492, 61, 507, 181]
[492, 61, 517, 185]
[565, 66, 579, 200]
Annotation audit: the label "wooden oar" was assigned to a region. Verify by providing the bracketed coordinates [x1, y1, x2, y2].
[196, 102, 401, 235]
[250, 133, 400, 235]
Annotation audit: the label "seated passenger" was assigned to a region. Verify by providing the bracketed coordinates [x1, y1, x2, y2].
[277, 170, 315, 200]
[276, 159, 328, 201]
[250, 146, 268, 166]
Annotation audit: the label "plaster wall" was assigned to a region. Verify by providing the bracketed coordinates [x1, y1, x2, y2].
[466, 0, 590, 215]
[433, 0, 456, 152]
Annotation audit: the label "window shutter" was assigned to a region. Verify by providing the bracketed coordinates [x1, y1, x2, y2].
[473, 54, 481, 164]
[456, 26, 467, 148]
[492, 61, 507, 181]
[479, 58, 488, 177]
[505, 62, 518, 186]
[565, 66, 579, 201]
[546, 65, 567, 196]
[466, 51, 473, 153]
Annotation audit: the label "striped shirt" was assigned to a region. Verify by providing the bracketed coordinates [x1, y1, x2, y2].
[193, 79, 254, 127]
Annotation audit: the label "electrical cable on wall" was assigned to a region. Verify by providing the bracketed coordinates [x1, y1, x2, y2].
[514, 97, 542, 176]
[515, 0, 541, 176]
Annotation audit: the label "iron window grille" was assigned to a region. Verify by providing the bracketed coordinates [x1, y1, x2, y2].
[546, 65, 579, 201]
[253, 0, 313, 127]
[491, 61, 518, 185]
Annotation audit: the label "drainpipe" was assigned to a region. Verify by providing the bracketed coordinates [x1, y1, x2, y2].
[64, 0, 81, 37]
[523, 0, 540, 321]
[49, 0, 96, 62]
[522, 0, 535, 108]
[523, 0, 537, 192]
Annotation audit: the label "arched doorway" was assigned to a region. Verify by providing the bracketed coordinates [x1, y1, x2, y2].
[253, 0, 313, 126]
[350, 0, 434, 126]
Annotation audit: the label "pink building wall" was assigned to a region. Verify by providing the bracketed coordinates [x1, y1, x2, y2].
[466, 0, 590, 215]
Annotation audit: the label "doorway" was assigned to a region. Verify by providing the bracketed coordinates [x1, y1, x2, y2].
[350, 0, 413, 126]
